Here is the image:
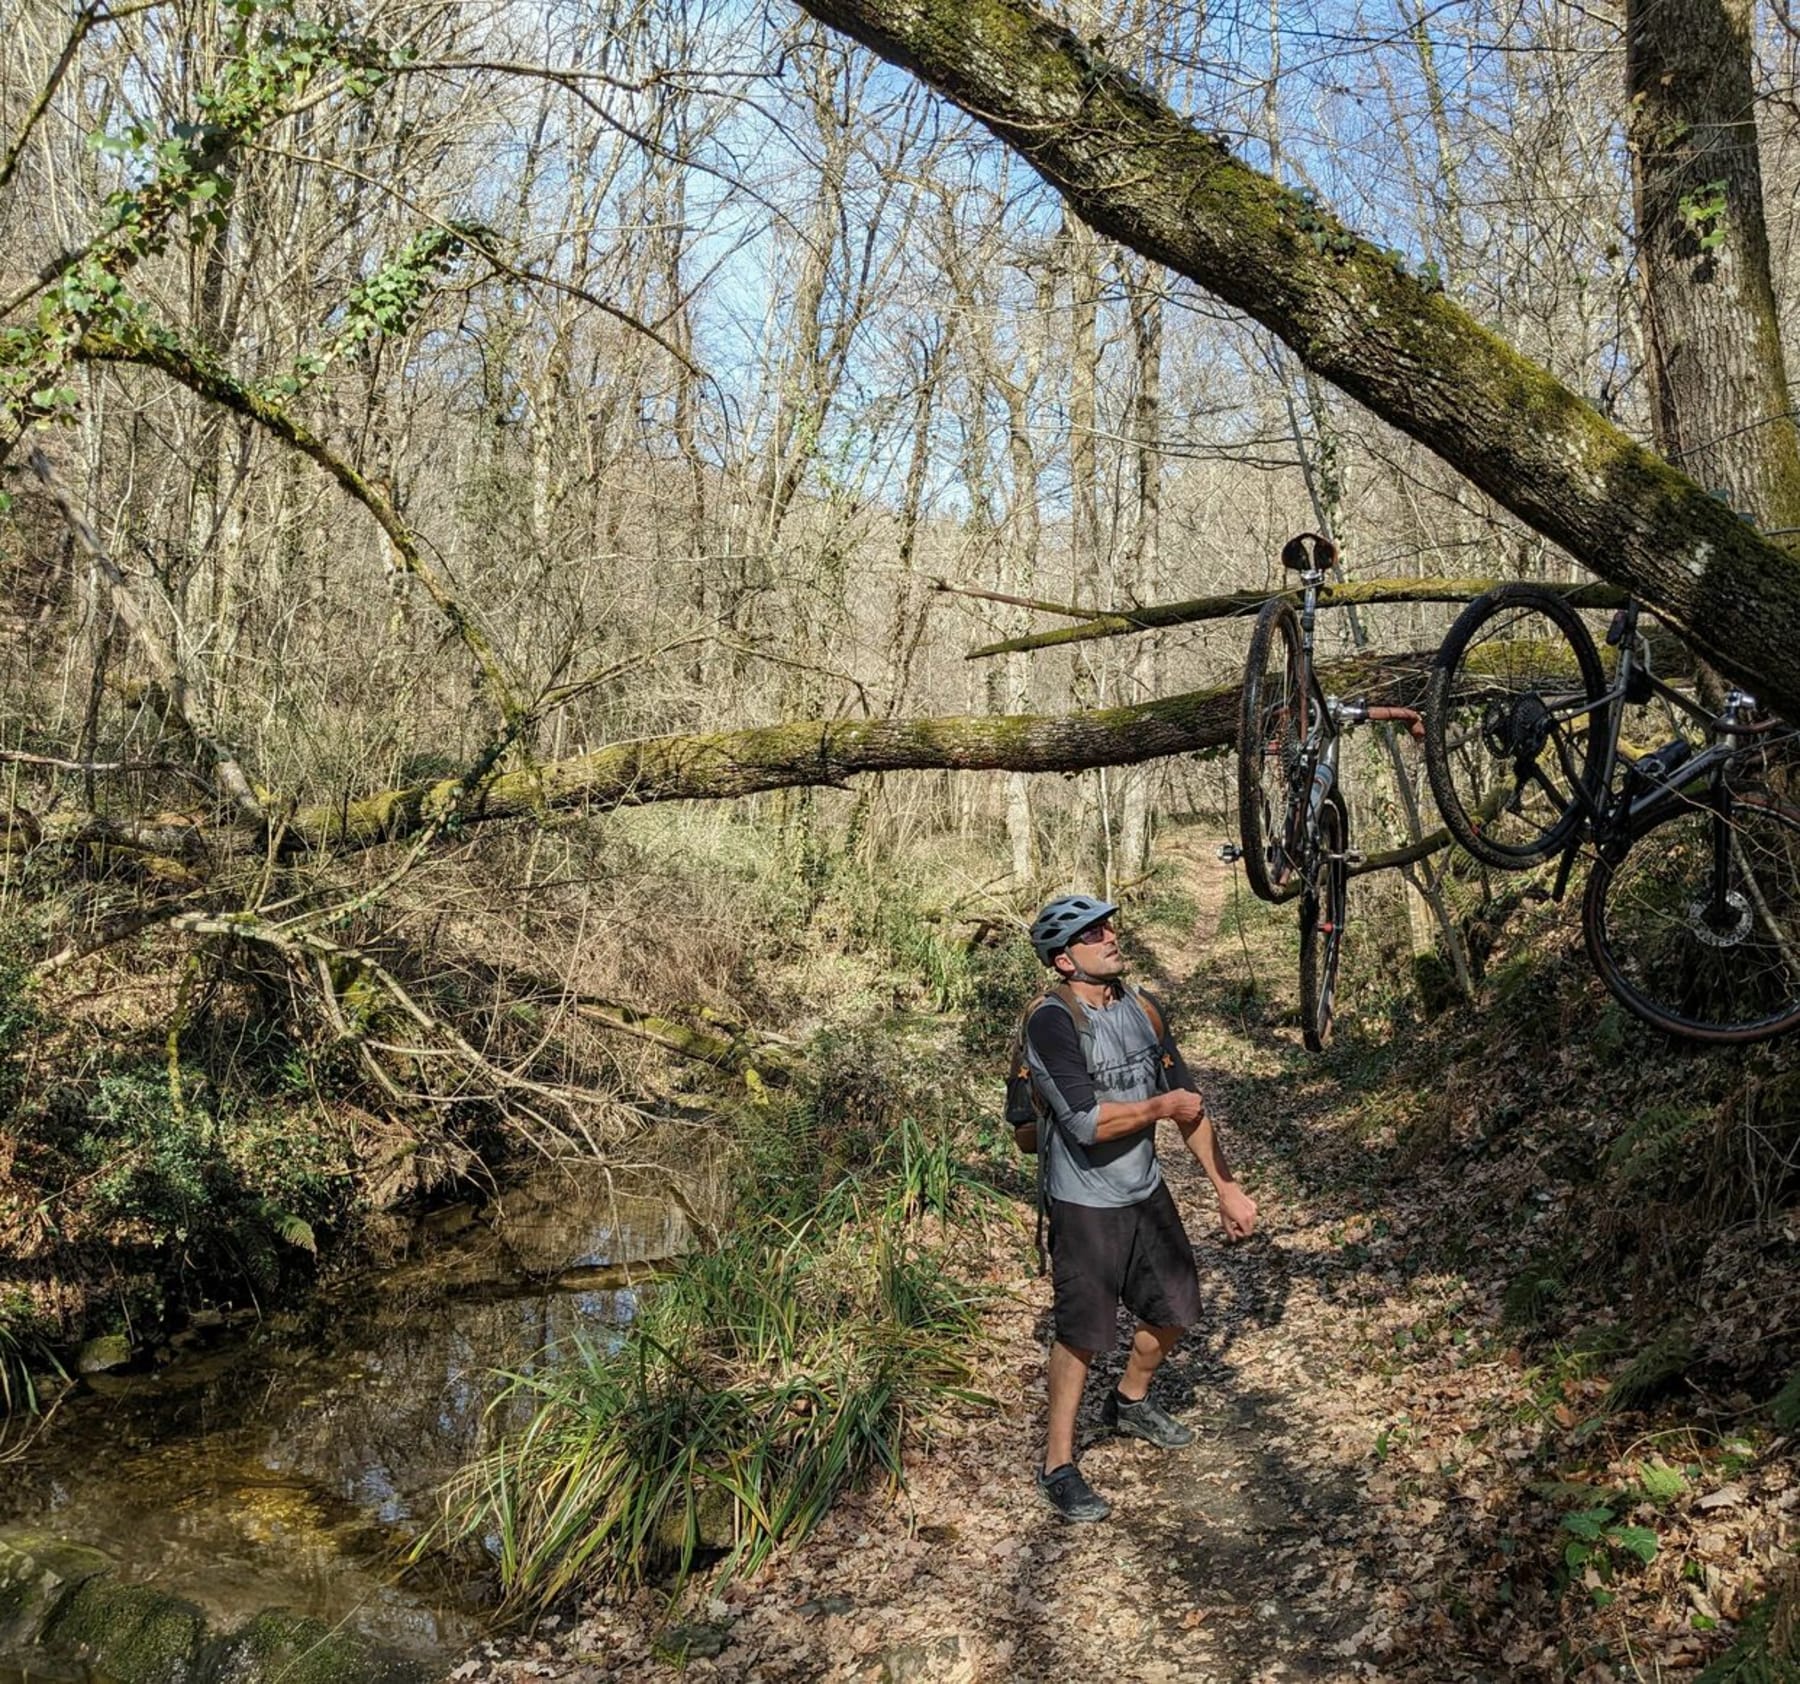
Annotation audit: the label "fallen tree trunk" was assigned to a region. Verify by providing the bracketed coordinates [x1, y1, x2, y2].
[30, 653, 1433, 855]
[279, 652, 1429, 848]
[793, 0, 1800, 721]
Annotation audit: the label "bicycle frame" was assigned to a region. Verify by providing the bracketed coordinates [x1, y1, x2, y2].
[1286, 545, 1421, 867]
[1539, 600, 1775, 887]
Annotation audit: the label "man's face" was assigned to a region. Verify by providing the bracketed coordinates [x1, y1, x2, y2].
[1057, 916, 1126, 980]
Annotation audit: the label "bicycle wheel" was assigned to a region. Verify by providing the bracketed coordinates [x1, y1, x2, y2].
[1583, 791, 1800, 1042]
[1238, 598, 1312, 902]
[1299, 790, 1349, 1052]
[1424, 584, 1608, 868]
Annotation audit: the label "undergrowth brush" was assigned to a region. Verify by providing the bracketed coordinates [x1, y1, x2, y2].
[424, 1030, 1002, 1613]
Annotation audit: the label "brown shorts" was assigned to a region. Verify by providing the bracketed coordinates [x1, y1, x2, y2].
[1048, 1181, 1203, 1353]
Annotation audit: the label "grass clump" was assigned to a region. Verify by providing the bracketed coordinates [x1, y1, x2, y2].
[427, 1065, 994, 1614]
[0, 1290, 62, 1417]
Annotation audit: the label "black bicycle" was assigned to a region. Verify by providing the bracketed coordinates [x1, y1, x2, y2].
[1424, 583, 1800, 1042]
[1231, 533, 1421, 1051]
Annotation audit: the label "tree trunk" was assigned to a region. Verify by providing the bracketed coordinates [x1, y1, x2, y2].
[1627, 0, 1800, 536]
[1117, 255, 1161, 880]
[33, 653, 1434, 859]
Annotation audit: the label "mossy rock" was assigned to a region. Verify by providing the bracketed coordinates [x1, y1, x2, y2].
[0, 1529, 113, 1644]
[212, 1609, 430, 1684]
[652, 1618, 733, 1664]
[76, 1333, 134, 1374]
[39, 1574, 205, 1684]
[651, 1483, 736, 1556]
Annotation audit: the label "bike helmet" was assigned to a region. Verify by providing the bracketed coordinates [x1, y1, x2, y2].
[1029, 895, 1119, 965]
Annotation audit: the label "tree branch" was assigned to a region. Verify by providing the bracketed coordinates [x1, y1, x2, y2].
[792, 0, 1800, 721]
[965, 577, 1629, 658]
[28, 450, 265, 826]
[75, 327, 529, 735]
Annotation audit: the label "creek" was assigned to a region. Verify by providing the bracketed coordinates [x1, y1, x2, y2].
[0, 1156, 705, 1683]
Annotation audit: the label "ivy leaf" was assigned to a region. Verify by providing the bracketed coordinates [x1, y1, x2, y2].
[1561, 1508, 1613, 1540]
[1609, 1524, 1659, 1564]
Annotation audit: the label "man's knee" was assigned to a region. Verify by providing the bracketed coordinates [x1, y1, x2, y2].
[1053, 1339, 1098, 1365]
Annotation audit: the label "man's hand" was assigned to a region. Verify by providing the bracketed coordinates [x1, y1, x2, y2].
[1162, 1088, 1204, 1126]
[1216, 1183, 1258, 1241]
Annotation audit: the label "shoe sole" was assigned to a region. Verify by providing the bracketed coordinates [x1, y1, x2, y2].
[1036, 1485, 1112, 1523]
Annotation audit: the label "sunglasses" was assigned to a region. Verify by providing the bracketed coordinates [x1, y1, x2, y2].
[1069, 919, 1116, 946]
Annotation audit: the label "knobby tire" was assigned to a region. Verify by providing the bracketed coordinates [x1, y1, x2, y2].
[1583, 790, 1800, 1043]
[1238, 598, 1311, 903]
[1299, 791, 1349, 1053]
[1424, 584, 1608, 869]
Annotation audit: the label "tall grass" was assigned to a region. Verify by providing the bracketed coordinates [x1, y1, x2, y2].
[426, 1073, 997, 1614]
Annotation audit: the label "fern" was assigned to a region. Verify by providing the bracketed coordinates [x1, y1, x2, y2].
[1606, 1324, 1696, 1411]
[1769, 1368, 1800, 1432]
[1696, 1575, 1800, 1684]
[1605, 1103, 1708, 1192]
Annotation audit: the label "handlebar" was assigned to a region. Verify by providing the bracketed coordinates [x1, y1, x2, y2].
[1334, 702, 1425, 741]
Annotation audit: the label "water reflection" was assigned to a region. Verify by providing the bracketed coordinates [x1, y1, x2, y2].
[0, 1160, 701, 1663]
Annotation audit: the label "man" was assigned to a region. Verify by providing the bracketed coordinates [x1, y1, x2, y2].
[1023, 893, 1258, 1522]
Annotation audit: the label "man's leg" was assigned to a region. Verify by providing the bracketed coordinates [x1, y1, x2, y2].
[1044, 1338, 1095, 1472]
[1105, 1321, 1194, 1448]
[1117, 1321, 1182, 1402]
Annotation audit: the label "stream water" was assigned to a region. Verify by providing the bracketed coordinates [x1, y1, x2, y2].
[0, 1157, 703, 1678]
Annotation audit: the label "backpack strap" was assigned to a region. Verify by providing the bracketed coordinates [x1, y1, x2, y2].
[1126, 985, 1174, 1089]
[1047, 983, 1095, 1070]
[1021, 984, 1097, 1279]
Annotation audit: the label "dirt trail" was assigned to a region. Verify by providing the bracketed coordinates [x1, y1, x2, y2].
[529, 842, 1442, 1684]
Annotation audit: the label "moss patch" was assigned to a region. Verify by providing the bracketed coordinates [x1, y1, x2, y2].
[0, 1528, 112, 1643]
[213, 1609, 429, 1684]
[39, 1575, 204, 1684]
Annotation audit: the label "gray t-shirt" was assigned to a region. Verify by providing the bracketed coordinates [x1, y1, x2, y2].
[1023, 988, 1194, 1208]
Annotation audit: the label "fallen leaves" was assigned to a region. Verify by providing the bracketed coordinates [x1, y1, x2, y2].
[454, 853, 1800, 1684]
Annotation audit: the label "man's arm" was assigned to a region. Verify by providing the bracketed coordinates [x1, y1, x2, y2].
[1093, 1088, 1200, 1141]
[1026, 1002, 1198, 1145]
[1177, 1110, 1259, 1238]
[1143, 991, 1258, 1239]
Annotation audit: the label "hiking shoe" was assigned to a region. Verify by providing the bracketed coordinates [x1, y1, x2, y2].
[1103, 1389, 1195, 1449]
[1037, 1462, 1111, 1522]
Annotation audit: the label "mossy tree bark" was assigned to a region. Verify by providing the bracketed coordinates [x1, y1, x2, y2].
[32, 655, 1431, 858]
[1626, 0, 1800, 535]
[791, 0, 1800, 720]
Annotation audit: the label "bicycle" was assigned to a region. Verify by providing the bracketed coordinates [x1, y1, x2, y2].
[1423, 583, 1800, 1042]
[1228, 533, 1423, 1051]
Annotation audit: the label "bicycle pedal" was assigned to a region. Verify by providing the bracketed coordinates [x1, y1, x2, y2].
[1341, 850, 1365, 868]
[1218, 844, 1244, 863]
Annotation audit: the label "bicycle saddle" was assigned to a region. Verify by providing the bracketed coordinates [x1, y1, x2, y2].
[1281, 532, 1338, 572]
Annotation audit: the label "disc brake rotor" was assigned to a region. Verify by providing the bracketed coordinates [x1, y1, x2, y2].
[1688, 890, 1753, 949]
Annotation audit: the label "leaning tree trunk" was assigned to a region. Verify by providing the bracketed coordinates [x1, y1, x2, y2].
[1627, 0, 1800, 538]
[790, 0, 1800, 721]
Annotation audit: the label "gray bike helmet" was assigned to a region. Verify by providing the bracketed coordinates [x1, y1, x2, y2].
[1029, 894, 1119, 965]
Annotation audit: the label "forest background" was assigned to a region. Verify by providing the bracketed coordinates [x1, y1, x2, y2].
[4, 0, 1800, 1674]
